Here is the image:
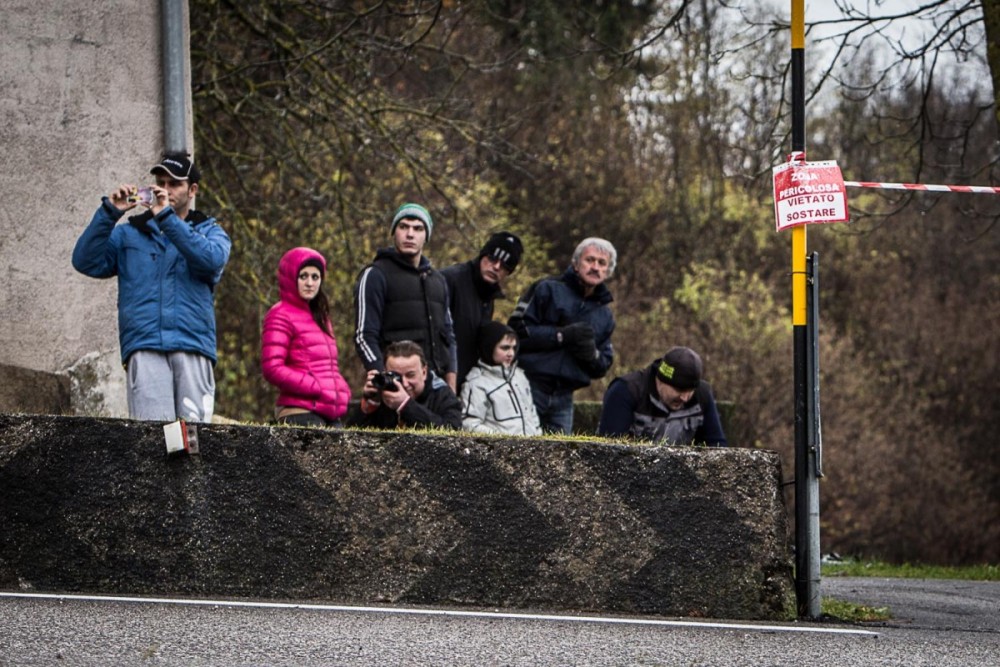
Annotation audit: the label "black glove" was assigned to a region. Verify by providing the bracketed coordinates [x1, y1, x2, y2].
[571, 337, 598, 363]
[559, 321, 595, 351]
[561, 323, 600, 370]
[580, 349, 608, 379]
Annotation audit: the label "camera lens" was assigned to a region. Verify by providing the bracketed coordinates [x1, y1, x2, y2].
[373, 371, 400, 392]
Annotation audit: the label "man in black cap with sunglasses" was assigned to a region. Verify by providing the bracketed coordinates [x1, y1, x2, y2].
[441, 231, 524, 387]
[72, 152, 231, 423]
[597, 346, 727, 446]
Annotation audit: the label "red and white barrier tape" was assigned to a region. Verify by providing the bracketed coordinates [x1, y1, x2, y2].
[844, 181, 1000, 194]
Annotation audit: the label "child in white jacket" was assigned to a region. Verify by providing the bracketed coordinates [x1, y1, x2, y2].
[460, 321, 542, 435]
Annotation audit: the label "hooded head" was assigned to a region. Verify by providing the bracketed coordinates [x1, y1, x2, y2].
[277, 247, 327, 305]
[477, 320, 517, 366]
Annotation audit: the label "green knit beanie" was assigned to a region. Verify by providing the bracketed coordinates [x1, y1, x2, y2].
[390, 203, 434, 240]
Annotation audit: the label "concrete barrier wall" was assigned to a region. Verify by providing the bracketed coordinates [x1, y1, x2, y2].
[0, 414, 795, 620]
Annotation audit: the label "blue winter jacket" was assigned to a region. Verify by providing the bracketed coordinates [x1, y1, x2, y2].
[508, 266, 615, 393]
[72, 198, 231, 365]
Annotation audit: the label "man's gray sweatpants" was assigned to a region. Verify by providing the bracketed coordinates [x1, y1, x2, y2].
[126, 350, 216, 422]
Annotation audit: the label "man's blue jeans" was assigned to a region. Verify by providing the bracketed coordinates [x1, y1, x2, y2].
[530, 385, 574, 435]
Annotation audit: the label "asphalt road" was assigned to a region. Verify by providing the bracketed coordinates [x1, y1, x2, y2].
[1, 578, 997, 666]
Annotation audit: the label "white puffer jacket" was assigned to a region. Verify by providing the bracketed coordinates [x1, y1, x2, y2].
[460, 361, 542, 436]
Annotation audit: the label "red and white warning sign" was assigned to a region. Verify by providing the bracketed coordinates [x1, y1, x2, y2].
[772, 160, 849, 231]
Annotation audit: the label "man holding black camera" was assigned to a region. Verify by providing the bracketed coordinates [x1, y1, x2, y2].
[349, 340, 462, 430]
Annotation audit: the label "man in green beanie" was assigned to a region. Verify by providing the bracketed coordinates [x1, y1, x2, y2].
[353, 202, 458, 392]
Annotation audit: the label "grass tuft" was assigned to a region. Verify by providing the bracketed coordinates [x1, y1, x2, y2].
[818, 559, 999, 623]
[821, 598, 891, 623]
[821, 560, 999, 581]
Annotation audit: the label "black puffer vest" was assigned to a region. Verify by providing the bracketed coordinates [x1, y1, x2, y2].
[373, 254, 451, 375]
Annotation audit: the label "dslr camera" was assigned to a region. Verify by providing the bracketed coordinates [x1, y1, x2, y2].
[371, 370, 403, 392]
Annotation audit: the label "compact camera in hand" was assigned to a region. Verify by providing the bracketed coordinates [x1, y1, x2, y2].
[372, 370, 403, 392]
[127, 187, 156, 206]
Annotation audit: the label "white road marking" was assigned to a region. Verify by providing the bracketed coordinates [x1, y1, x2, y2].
[0, 591, 878, 636]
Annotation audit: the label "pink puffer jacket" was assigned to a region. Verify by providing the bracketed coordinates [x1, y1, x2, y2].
[261, 247, 351, 421]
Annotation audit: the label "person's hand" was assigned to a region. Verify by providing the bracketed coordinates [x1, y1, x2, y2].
[559, 321, 594, 345]
[574, 339, 599, 360]
[148, 185, 170, 216]
[108, 184, 138, 212]
[560, 322, 596, 358]
[579, 347, 607, 378]
[362, 369, 381, 401]
[380, 382, 409, 412]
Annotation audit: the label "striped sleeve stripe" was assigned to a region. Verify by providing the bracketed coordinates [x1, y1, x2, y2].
[354, 266, 379, 365]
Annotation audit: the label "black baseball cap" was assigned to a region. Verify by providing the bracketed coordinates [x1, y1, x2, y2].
[151, 153, 201, 183]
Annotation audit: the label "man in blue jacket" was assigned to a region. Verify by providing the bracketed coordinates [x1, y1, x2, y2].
[508, 237, 617, 434]
[72, 153, 231, 422]
[598, 346, 727, 447]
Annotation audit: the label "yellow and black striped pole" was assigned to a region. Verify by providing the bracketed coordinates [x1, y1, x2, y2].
[790, 0, 821, 619]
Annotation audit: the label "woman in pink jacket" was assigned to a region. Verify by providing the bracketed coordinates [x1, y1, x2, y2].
[261, 247, 351, 426]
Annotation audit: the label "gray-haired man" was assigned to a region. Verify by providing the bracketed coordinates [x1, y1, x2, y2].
[508, 237, 617, 434]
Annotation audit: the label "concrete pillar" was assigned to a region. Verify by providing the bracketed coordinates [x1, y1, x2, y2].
[1, 1, 190, 417]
